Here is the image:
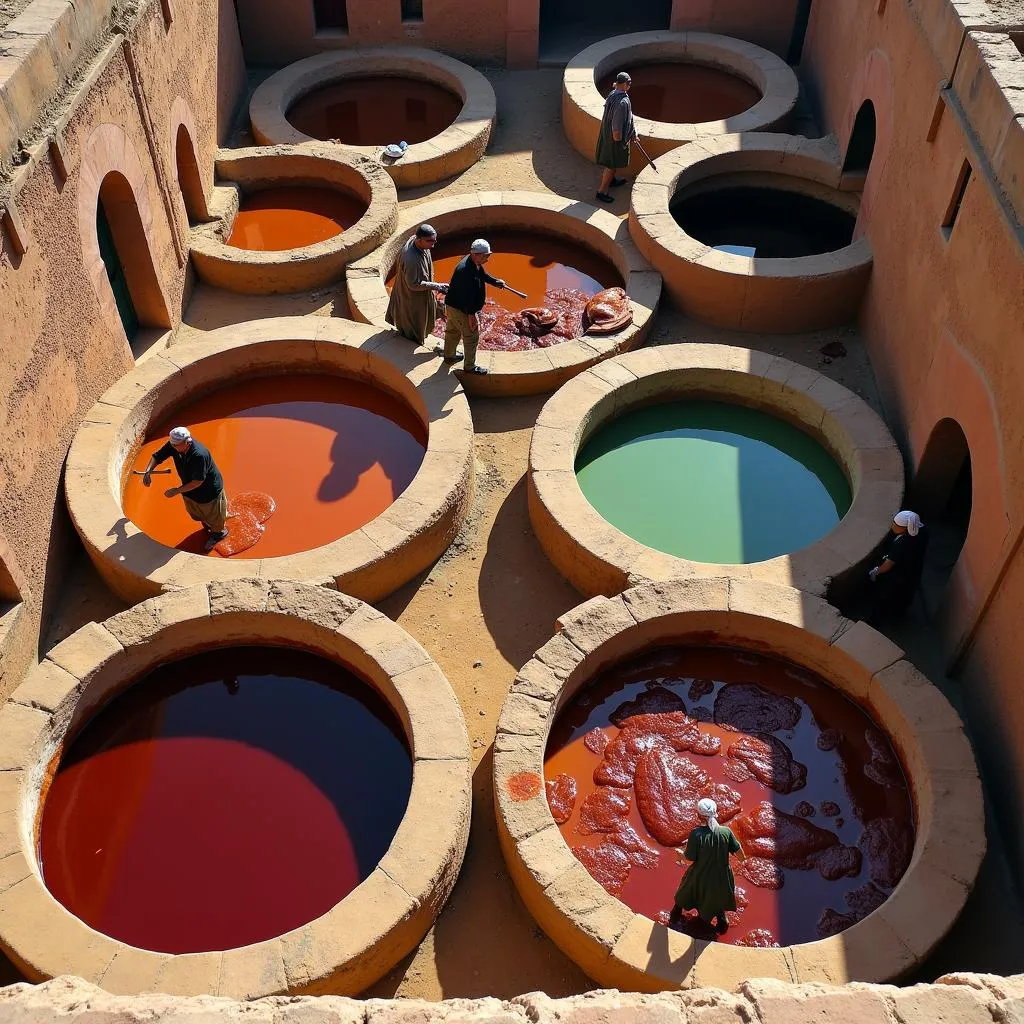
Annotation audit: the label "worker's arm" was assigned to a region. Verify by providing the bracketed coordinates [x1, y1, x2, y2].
[402, 256, 448, 293]
[868, 557, 896, 581]
[165, 478, 205, 498]
[483, 270, 506, 289]
[611, 102, 624, 142]
[142, 443, 172, 488]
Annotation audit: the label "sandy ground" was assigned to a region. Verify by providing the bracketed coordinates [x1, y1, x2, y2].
[34, 67, 1024, 999]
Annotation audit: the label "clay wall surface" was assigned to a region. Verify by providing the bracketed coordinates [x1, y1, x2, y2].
[0, 0, 246, 692]
[802, 0, 1024, 866]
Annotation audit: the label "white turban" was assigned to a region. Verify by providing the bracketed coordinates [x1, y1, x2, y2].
[697, 798, 719, 829]
[169, 426, 191, 444]
[893, 510, 923, 536]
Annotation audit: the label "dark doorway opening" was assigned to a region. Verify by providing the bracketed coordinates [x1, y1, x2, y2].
[313, 0, 348, 33]
[842, 100, 876, 175]
[175, 124, 207, 225]
[539, 0, 672, 64]
[787, 0, 813, 65]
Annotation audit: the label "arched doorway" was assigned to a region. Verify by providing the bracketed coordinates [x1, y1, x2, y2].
[842, 100, 876, 174]
[174, 124, 207, 225]
[912, 418, 973, 614]
[95, 171, 171, 344]
[539, 0, 671, 63]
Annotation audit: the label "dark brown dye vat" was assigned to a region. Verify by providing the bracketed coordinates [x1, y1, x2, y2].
[598, 63, 761, 123]
[545, 646, 914, 947]
[39, 647, 412, 954]
[226, 186, 367, 251]
[670, 186, 856, 258]
[287, 76, 463, 146]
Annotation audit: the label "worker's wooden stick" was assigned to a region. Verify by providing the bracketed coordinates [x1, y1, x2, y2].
[131, 469, 172, 475]
[635, 140, 658, 172]
[504, 285, 529, 299]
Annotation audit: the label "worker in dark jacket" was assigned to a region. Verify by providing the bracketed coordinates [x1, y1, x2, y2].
[436, 238, 505, 375]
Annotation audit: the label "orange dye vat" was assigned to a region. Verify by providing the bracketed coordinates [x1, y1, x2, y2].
[597, 63, 762, 124]
[122, 375, 426, 559]
[287, 76, 463, 146]
[226, 186, 366, 251]
[545, 647, 914, 947]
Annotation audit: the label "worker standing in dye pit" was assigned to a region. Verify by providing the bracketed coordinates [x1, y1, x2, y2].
[141, 427, 229, 552]
[595, 72, 637, 204]
[669, 798, 746, 934]
[867, 510, 929, 626]
[385, 223, 449, 345]
[436, 238, 507, 376]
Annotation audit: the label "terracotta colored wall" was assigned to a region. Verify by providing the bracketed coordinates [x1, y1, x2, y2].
[0, 0, 247, 693]
[802, 1, 1024, 866]
[669, 0, 801, 57]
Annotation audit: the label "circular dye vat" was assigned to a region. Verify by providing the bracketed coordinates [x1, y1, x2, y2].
[39, 646, 412, 954]
[670, 185, 856, 258]
[226, 186, 367, 251]
[545, 646, 914, 947]
[597, 63, 761, 124]
[122, 374, 427, 558]
[386, 229, 621, 352]
[575, 400, 851, 564]
[287, 76, 463, 147]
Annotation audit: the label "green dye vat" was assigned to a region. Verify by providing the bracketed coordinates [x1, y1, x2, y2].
[575, 400, 852, 564]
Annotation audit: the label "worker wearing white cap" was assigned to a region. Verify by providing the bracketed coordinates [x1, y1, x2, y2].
[436, 238, 507, 376]
[142, 427, 228, 551]
[867, 509, 929, 625]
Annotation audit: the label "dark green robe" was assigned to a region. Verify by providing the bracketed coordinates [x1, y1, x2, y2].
[674, 824, 742, 922]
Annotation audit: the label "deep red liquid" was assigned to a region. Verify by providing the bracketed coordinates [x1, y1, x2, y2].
[545, 647, 914, 947]
[39, 647, 412, 954]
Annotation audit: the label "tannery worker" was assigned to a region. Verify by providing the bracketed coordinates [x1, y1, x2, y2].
[385, 223, 449, 345]
[595, 72, 637, 204]
[868, 510, 929, 626]
[142, 426, 228, 552]
[670, 798, 745, 934]
[436, 237, 506, 376]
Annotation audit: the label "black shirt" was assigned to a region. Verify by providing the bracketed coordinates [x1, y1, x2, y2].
[444, 255, 502, 315]
[153, 439, 224, 504]
[882, 527, 928, 590]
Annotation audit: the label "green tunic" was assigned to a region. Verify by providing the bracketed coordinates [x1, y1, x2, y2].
[385, 236, 438, 344]
[674, 824, 742, 922]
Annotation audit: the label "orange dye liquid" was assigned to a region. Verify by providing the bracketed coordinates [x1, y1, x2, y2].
[544, 647, 914, 947]
[122, 375, 427, 559]
[287, 76, 463, 146]
[226, 186, 366, 251]
[597, 63, 762, 124]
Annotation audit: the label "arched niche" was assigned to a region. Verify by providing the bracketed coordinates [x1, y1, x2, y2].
[169, 97, 209, 227]
[843, 99, 876, 174]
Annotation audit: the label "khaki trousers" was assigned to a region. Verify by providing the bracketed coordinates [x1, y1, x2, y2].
[443, 307, 480, 368]
[183, 491, 228, 533]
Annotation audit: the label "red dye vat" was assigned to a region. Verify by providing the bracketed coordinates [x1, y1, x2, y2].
[545, 647, 915, 946]
[386, 230, 621, 352]
[287, 76, 463, 147]
[226, 186, 366, 251]
[39, 647, 412, 954]
[122, 375, 426, 559]
[597, 63, 761, 124]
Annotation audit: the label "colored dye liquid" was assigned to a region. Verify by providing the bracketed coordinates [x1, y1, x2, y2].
[226, 186, 366, 251]
[597, 63, 761, 123]
[670, 186, 856, 258]
[544, 646, 914, 946]
[576, 400, 851, 564]
[39, 646, 412, 954]
[287, 76, 463, 146]
[122, 375, 426, 559]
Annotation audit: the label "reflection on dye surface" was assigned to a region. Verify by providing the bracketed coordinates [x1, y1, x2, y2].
[576, 400, 851, 563]
[597, 63, 761, 123]
[671, 186, 856, 258]
[40, 647, 412, 953]
[226, 186, 366, 251]
[545, 646, 914, 946]
[122, 375, 426, 558]
[287, 76, 463, 146]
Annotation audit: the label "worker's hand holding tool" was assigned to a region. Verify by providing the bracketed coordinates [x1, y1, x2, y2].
[505, 285, 529, 299]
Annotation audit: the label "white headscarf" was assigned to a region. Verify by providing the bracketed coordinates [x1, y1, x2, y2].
[893, 510, 923, 536]
[697, 798, 719, 829]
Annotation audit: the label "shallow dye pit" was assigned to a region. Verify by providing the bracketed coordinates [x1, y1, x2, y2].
[596, 63, 761, 124]
[286, 76, 463, 147]
[386, 229, 621, 352]
[670, 186, 856, 258]
[122, 374, 426, 559]
[39, 646, 412, 954]
[575, 400, 850, 564]
[544, 646, 914, 947]
[226, 186, 367, 251]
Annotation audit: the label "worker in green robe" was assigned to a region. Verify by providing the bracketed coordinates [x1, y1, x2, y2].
[385, 223, 449, 345]
[671, 798, 746, 933]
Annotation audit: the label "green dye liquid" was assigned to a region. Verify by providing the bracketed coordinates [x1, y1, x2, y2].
[575, 400, 852, 564]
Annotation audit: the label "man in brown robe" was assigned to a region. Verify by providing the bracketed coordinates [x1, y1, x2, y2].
[385, 223, 448, 345]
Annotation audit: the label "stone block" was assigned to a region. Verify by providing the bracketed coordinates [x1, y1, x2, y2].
[45, 622, 122, 683]
[496, 691, 552, 738]
[99, 947, 173, 996]
[556, 595, 635, 655]
[607, 915, 696, 992]
[534, 632, 586, 680]
[153, 951, 223, 996]
[390, 662, 468, 761]
[0, 702, 49, 771]
[888, 982, 993, 1024]
[208, 579, 271, 616]
[515, 825, 578, 892]
[218, 941, 288, 1000]
[741, 978, 892, 1023]
[10, 660, 79, 714]
[104, 587, 211, 648]
[513, 658, 564, 702]
[266, 581, 362, 633]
